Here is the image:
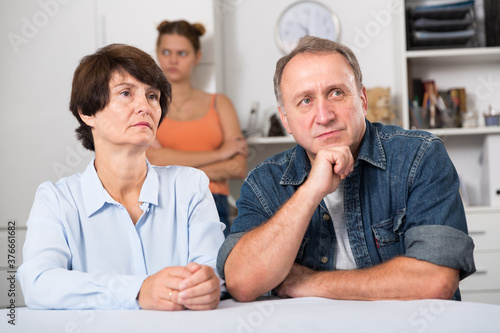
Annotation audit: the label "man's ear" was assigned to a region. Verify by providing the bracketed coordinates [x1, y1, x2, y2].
[360, 86, 368, 117]
[78, 110, 95, 127]
[278, 106, 292, 135]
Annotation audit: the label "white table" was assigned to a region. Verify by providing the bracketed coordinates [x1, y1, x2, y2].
[2, 297, 500, 332]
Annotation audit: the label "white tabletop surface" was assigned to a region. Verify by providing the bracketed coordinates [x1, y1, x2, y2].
[2, 296, 500, 332]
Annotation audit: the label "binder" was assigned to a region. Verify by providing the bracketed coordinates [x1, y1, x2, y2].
[406, 0, 478, 50]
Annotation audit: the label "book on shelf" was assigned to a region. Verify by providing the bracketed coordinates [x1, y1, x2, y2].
[409, 80, 465, 130]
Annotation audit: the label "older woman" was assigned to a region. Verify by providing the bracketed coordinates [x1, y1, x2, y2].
[17, 44, 225, 311]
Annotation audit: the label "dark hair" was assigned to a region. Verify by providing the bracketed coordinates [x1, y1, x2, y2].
[70, 43, 171, 151]
[156, 20, 206, 52]
[273, 36, 363, 108]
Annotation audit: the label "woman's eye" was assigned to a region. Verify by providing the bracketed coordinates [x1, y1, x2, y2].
[179, 51, 188, 57]
[120, 90, 130, 97]
[162, 50, 170, 56]
[148, 93, 159, 101]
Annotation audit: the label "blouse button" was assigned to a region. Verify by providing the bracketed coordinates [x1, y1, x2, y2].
[321, 256, 328, 264]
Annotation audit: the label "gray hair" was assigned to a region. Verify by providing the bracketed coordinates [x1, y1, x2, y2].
[273, 36, 363, 109]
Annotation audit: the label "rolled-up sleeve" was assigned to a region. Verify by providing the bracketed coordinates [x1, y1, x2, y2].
[404, 225, 476, 280]
[402, 138, 476, 280]
[216, 232, 246, 279]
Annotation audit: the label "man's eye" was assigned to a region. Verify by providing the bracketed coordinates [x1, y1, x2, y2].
[332, 90, 343, 97]
[179, 51, 188, 57]
[301, 98, 312, 105]
[162, 50, 170, 56]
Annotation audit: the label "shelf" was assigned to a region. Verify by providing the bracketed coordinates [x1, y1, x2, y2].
[405, 47, 500, 64]
[247, 136, 295, 145]
[426, 126, 500, 136]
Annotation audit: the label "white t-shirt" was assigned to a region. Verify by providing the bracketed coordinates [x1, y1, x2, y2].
[323, 182, 357, 270]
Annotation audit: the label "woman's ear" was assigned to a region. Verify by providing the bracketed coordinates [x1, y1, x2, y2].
[79, 110, 95, 127]
[195, 50, 202, 66]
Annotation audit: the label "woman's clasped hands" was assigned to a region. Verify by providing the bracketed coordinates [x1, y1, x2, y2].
[137, 262, 221, 311]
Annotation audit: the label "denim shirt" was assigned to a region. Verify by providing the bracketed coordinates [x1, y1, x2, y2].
[217, 120, 476, 299]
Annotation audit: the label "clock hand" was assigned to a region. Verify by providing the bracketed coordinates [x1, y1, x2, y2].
[297, 22, 309, 35]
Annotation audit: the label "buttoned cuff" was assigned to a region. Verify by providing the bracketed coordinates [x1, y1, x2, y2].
[216, 231, 246, 280]
[404, 225, 476, 280]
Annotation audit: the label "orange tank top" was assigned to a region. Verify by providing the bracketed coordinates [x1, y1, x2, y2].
[156, 94, 229, 195]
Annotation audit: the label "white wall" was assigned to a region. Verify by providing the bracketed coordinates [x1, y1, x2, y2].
[0, 0, 96, 229]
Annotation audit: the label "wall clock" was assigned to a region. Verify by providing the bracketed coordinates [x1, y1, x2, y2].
[275, 1, 341, 54]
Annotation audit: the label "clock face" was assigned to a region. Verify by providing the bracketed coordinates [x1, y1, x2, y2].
[276, 1, 340, 54]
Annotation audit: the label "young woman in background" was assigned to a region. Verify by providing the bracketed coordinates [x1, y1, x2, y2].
[147, 20, 248, 236]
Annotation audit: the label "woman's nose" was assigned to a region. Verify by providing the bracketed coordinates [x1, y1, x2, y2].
[136, 95, 151, 115]
[169, 54, 178, 63]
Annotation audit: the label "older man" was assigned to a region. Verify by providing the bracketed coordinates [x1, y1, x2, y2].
[217, 36, 476, 302]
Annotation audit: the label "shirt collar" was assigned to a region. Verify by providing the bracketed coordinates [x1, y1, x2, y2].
[280, 120, 386, 186]
[139, 160, 159, 206]
[280, 145, 311, 186]
[81, 158, 159, 217]
[356, 119, 387, 170]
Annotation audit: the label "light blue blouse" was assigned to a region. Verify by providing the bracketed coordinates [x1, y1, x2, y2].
[17, 159, 225, 310]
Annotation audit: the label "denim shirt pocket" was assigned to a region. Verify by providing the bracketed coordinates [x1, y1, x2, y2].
[371, 209, 406, 261]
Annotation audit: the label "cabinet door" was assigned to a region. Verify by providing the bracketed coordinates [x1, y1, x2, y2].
[96, 0, 218, 92]
[461, 209, 500, 305]
[460, 252, 500, 292]
[466, 211, 500, 251]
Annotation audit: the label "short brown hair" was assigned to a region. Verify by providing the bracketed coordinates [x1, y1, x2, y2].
[273, 36, 363, 108]
[70, 43, 171, 151]
[156, 20, 206, 52]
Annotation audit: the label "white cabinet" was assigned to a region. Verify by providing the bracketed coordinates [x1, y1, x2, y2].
[460, 207, 500, 305]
